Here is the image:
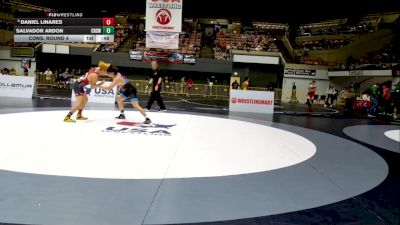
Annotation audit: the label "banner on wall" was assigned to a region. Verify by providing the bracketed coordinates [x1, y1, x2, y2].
[145, 0, 183, 32]
[284, 68, 316, 76]
[129, 51, 195, 64]
[229, 90, 274, 114]
[183, 54, 195, 64]
[71, 82, 117, 104]
[129, 50, 143, 60]
[144, 51, 183, 63]
[146, 32, 179, 49]
[349, 70, 363, 76]
[0, 75, 35, 98]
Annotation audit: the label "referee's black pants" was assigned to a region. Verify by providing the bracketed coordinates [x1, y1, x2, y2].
[145, 91, 166, 110]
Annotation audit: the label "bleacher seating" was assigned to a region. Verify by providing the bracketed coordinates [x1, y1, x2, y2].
[298, 16, 378, 36]
[95, 24, 134, 52]
[292, 14, 395, 66]
[298, 19, 347, 36]
[332, 44, 399, 70]
[301, 39, 352, 51]
[94, 43, 118, 53]
[252, 21, 288, 36]
[213, 32, 279, 59]
[297, 56, 328, 66]
[0, 19, 13, 31]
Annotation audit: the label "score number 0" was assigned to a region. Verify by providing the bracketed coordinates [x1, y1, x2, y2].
[102, 18, 115, 26]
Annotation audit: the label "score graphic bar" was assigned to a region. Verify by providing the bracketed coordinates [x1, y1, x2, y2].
[15, 18, 113, 26]
[14, 35, 115, 43]
[14, 26, 107, 34]
[14, 15, 116, 43]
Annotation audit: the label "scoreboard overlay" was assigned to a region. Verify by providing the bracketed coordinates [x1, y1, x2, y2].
[14, 13, 115, 43]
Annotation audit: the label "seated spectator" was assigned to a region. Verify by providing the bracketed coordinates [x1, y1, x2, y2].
[1, 68, 9, 75]
[10, 68, 16, 76]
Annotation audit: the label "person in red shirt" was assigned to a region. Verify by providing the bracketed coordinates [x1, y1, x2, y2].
[382, 84, 391, 115]
[306, 80, 317, 108]
[186, 77, 193, 97]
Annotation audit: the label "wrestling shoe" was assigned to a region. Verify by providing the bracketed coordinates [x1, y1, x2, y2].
[76, 115, 88, 120]
[143, 118, 152, 124]
[64, 116, 76, 123]
[115, 114, 126, 119]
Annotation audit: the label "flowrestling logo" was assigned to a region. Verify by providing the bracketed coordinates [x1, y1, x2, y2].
[0, 82, 33, 89]
[231, 97, 237, 103]
[103, 121, 176, 136]
[231, 97, 273, 105]
[156, 9, 172, 25]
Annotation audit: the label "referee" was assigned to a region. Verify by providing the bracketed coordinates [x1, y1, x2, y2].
[144, 61, 167, 111]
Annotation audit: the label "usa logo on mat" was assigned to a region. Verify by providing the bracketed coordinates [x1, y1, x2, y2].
[103, 122, 176, 136]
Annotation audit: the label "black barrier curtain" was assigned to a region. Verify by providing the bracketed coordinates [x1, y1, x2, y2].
[35, 53, 92, 73]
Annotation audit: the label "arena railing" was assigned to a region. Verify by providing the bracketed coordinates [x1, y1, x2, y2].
[35, 72, 58, 88]
[129, 80, 282, 102]
[35, 73, 282, 101]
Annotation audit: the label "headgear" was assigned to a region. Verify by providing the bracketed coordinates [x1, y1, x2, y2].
[98, 61, 110, 71]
